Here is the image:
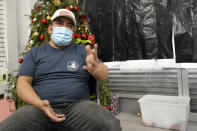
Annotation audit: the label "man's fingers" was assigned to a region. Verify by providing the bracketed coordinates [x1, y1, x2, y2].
[86, 45, 92, 56]
[46, 110, 65, 122]
[92, 44, 98, 60]
[49, 111, 65, 122]
[85, 63, 93, 70]
[50, 115, 65, 122]
[55, 118, 66, 122]
[53, 117, 66, 122]
[56, 114, 65, 118]
[51, 113, 65, 122]
[84, 44, 99, 74]
[88, 44, 98, 61]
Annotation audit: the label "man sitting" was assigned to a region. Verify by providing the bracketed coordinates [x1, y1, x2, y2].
[0, 9, 121, 131]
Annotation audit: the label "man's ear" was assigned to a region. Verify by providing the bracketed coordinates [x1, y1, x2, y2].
[48, 24, 53, 35]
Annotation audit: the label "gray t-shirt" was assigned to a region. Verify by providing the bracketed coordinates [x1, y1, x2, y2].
[18, 42, 90, 104]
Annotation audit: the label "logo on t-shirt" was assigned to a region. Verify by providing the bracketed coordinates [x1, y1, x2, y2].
[67, 61, 79, 71]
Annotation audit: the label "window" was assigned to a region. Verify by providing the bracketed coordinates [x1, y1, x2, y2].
[0, 0, 8, 95]
[0, 0, 8, 74]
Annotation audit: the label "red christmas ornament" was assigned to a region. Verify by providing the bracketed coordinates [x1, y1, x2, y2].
[109, 105, 113, 111]
[39, 34, 44, 40]
[88, 34, 95, 44]
[74, 33, 81, 38]
[73, 6, 79, 11]
[65, 7, 71, 10]
[34, 6, 39, 10]
[104, 105, 107, 109]
[18, 58, 23, 63]
[80, 15, 87, 20]
[41, 19, 47, 24]
[118, 119, 120, 124]
[32, 18, 34, 23]
[81, 34, 87, 39]
[88, 21, 91, 25]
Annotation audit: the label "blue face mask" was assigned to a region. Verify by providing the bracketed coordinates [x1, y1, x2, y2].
[51, 27, 73, 46]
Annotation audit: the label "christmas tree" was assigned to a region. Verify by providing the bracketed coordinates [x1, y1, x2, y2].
[7, 0, 112, 109]
[20, 0, 95, 58]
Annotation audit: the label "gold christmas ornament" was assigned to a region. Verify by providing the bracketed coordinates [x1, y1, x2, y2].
[30, 40, 34, 45]
[38, 1, 44, 6]
[12, 85, 16, 89]
[38, 12, 42, 16]
[52, 0, 61, 6]
[47, 15, 51, 20]
[84, 22, 88, 25]
[33, 18, 37, 22]
[85, 28, 88, 33]
[33, 31, 39, 37]
[10, 78, 14, 82]
[137, 112, 141, 117]
[26, 46, 31, 51]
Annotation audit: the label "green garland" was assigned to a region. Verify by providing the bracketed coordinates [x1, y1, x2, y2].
[99, 80, 112, 106]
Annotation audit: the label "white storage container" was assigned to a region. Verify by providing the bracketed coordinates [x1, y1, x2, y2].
[138, 95, 190, 131]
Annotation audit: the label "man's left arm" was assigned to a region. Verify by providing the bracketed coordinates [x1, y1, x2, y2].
[83, 44, 108, 81]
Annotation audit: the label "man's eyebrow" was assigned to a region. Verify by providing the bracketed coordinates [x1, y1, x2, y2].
[67, 21, 74, 26]
[56, 19, 63, 22]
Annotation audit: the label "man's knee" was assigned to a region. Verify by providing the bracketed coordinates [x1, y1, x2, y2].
[67, 101, 121, 131]
[0, 105, 47, 131]
[79, 101, 121, 131]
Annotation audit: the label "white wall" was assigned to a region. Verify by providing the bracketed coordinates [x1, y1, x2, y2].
[2, 0, 36, 72]
[5, 0, 19, 71]
[16, 0, 36, 54]
[3, 0, 36, 72]
[0, 0, 36, 94]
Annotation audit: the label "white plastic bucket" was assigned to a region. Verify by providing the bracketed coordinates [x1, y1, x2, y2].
[138, 95, 190, 131]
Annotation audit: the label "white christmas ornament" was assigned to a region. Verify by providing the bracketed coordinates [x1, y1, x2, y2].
[30, 40, 34, 45]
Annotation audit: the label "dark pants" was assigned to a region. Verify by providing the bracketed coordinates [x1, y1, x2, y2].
[0, 100, 121, 131]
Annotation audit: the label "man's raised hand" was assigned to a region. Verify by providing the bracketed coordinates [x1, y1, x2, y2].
[83, 44, 99, 75]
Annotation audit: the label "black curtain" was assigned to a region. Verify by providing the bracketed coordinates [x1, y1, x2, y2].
[192, 0, 197, 61]
[173, 0, 193, 63]
[79, 0, 196, 63]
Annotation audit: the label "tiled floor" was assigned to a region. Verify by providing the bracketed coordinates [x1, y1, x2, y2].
[116, 112, 197, 131]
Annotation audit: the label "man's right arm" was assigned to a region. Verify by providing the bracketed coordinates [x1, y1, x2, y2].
[16, 76, 66, 122]
[16, 76, 43, 108]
